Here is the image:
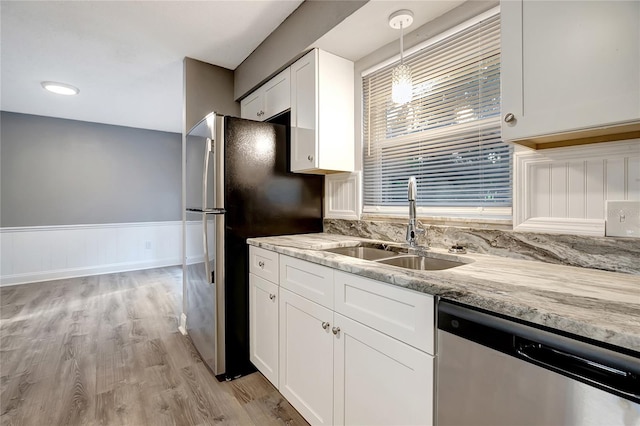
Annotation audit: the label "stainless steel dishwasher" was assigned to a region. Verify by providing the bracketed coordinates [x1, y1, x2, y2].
[436, 300, 640, 426]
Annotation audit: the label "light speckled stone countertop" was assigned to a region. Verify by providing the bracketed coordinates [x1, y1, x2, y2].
[247, 233, 640, 353]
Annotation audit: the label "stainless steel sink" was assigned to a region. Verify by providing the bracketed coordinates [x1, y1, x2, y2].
[376, 254, 465, 271]
[323, 242, 469, 271]
[322, 243, 405, 261]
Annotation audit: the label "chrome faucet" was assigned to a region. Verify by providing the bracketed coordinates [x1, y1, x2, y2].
[406, 176, 425, 247]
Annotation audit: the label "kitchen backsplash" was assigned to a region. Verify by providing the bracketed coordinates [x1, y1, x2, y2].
[324, 219, 640, 275]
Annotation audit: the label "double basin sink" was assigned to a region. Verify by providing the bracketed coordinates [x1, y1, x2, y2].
[322, 242, 469, 271]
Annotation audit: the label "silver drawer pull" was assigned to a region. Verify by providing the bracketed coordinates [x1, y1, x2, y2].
[258, 261, 265, 268]
[307, 155, 313, 162]
[504, 112, 515, 123]
[332, 326, 340, 335]
[269, 294, 276, 301]
[322, 321, 330, 330]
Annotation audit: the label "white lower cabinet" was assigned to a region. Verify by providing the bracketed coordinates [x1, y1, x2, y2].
[249, 273, 279, 387]
[333, 313, 434, 426]
[279, 287, 334, 425]
[249, 249, 435, 426]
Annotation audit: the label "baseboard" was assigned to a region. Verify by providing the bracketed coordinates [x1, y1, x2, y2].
[178, 313, 188, 335]
[0, 258, 180, 287]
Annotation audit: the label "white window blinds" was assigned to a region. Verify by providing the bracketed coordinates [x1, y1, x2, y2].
[362, 11, 511, 214]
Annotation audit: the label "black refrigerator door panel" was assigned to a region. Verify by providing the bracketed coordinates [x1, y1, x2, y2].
[222, 115, 323, 378]
[224, 115, 323, 237]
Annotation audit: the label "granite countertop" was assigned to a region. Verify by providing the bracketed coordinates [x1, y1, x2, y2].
[247, 233, 640, 353]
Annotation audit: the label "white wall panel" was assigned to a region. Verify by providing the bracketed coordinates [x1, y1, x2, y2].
[585, 159, 605, 219]
[629, 156, 640, 200]
[325, 172, 361, 219]
[514, 140, 640, 236]
[567, 161, 586, 218]
[606, 158, 626, 201]
[531, 164, 551, 217]
[550, 162, 567, 218]
[0, 221, 183, 286]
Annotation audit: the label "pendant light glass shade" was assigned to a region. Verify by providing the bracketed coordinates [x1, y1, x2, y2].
[392, 63, 412, 104]
[389, 10, 414, 105]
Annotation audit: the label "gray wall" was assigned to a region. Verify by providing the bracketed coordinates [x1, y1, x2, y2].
[234, 0, 367, 100]
[184, 57, 239, 132]
[1, 111, 181, 227]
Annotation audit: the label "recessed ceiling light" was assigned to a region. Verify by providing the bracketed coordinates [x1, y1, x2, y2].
[41, 81, 80, 96]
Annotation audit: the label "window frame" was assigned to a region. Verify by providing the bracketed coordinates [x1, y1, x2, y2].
[360, 6, 511, 221]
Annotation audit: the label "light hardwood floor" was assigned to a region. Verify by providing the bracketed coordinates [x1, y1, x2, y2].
[0, 267, 308, 426]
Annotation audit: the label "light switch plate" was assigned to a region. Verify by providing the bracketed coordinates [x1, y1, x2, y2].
[605, 201, 640, 238]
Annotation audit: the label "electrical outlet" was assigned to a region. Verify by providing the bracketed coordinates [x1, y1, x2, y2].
[605, 201, 640, 238]
[145, 240, 152, 250]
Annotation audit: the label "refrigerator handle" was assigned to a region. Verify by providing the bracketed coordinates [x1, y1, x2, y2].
[202, 137, 213, 209]
[202, 214, 214, 285]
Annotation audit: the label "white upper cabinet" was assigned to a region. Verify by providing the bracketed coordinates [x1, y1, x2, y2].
[501, 0, 640, 148]
[241, 68, 291, 122]
[290, 49, 355, 174]
[240, 90, 263, 121]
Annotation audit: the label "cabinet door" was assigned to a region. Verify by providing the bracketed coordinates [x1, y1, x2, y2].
[501, 0, 640, 142]
[249, 273, 279, 387]
[333, 313, 434, 426]
[241, 89, 264, 121]
[279, 288, 334, 426]
[263, 68, 291, 120]
[290, 50, 318, 172]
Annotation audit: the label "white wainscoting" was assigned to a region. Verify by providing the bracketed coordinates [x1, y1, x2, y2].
[0, 221, 190, 286]
[325, 172, 361, 219]
[514, 140, 640, 236]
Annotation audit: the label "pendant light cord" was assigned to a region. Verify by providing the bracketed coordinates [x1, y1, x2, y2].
[400, 21, 404, 65]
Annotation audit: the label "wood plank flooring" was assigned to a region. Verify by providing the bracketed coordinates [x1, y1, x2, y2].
[0, 267, 308, 426]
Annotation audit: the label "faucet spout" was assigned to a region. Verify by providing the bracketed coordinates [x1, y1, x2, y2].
[406, 177, 424, 247]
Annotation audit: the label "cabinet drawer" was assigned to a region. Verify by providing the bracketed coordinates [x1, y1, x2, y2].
[280, 255, 334, 309]
[334, 271, 434, 354]
[249, 246, 279, 283]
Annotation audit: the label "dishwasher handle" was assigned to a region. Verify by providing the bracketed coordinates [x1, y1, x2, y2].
[515, 336, 640, 401]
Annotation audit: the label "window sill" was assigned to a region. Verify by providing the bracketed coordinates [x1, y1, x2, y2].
[360, 214, 513, 231]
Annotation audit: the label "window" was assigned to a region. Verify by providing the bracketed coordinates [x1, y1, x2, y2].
[362, 9, 511, 218]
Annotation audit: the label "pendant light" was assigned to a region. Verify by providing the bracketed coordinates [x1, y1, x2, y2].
[389, 10, 414, 105]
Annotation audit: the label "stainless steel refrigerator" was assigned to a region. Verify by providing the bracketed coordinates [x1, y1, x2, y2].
[184, 111, 323, 380]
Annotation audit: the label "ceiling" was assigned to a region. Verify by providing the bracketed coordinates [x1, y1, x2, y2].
[314, 0, 464, 63]
[1, 0, 465, 134]
[0, 0, 303, 133]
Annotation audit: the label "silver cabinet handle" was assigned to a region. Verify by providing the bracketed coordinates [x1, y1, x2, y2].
[504, 113, 515, 123]
[307, 155, 313, 162]
[258, 261, 265, 268]
[269, 294, 276, 300]
[332, 326, 340, 335]
[322, 321, 330, 330]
